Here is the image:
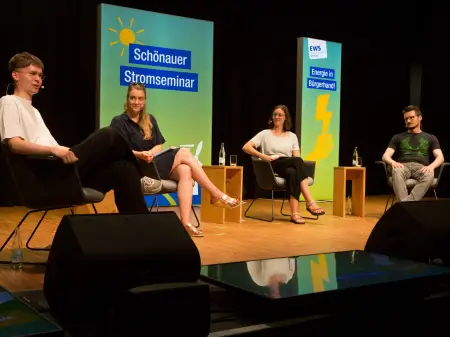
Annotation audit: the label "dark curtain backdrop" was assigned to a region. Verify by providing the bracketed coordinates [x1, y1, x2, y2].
[1, 1, 448, 203]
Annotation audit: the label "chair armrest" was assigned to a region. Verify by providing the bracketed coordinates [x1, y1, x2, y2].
[435, 162, 450, 181]
[375, 161, 388, 171]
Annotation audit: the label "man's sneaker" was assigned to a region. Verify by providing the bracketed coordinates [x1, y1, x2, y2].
[141, 176, 162, 194]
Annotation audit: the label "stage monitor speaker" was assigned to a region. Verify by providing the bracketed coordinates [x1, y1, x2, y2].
[43, 212, 203, 335]
[365, 200, 450, 263]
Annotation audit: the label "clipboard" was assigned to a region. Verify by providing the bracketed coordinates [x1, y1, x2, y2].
[153, 146, 180, 158]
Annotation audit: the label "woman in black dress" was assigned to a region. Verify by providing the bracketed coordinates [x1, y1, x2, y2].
[110, 83, 242, 237]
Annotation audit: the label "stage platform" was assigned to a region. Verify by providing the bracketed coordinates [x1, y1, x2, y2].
[0, 195, 421, 292]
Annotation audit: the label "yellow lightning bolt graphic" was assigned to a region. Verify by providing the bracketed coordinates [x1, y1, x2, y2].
[305, 94, 334, 163]
[316, 94, 332, 134]
[310, 254, 329, 292]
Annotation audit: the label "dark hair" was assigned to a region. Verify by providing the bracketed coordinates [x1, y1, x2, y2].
[9, 52, 44, 73]
[268, 104, 292, 131]
[402, 105, 422, 116]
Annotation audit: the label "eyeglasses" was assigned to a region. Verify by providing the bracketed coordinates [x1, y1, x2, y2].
[273, 113, 285, 117]
[404, 115, 417, 121]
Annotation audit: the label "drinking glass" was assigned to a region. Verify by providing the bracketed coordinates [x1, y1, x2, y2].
[230, 155, 237, 166]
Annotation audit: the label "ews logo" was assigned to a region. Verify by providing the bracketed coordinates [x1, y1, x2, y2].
[307, 38, 327, 59]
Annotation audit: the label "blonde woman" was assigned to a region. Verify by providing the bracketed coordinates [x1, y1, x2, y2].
[110, 83, 242, 237]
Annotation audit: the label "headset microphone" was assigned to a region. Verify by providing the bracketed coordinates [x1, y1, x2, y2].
[41, 85, 45, 89]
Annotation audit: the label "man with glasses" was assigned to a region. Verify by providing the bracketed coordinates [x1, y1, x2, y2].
[0, 52, 151, 213]
[381, 105, 444, 201]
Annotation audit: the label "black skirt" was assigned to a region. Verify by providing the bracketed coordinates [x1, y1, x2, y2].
[153, 148, 180, 179]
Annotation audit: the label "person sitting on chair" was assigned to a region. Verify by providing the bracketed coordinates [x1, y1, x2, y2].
[242, 104, 325, 224]
[381, 105, 444, 202]
[0, 52, 150, 214]
[110, 82, 243, 237]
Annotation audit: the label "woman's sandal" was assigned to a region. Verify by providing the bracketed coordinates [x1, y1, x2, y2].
[210, 194, 243, 209]
[185, 223, 204, 237]
[306, 201, 326, 216]
[291, 212, 306, 224]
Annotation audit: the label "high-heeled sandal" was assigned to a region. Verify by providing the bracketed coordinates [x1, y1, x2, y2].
[210, 194, 243, 209]
[306, 201, 325, 216]
[185, 223, 204, 237]
[291, 212, 305, 224]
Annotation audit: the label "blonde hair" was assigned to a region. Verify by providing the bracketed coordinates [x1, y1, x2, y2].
[124, 83, 153, 140]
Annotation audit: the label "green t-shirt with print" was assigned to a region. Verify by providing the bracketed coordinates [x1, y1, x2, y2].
[388, 131, 440, 166]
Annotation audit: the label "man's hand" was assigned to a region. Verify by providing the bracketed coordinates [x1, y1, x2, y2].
[391, 161, 404, 169]
[50, 146, 79, 164]
[420, 165, 434, 174]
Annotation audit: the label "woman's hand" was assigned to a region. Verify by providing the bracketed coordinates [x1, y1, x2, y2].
[260, 154, 275, 162]
[134, 150, 154, 163]
[141, 151, 154, 163]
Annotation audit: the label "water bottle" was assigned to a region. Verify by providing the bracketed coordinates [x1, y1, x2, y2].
[346, 196, 352, 215]
[11, 227, 23, 269]
[218, 143, 225, 166]
[352, 147, 359, 166]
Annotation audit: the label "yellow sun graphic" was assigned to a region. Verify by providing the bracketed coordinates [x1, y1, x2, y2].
[108, 17, 144, 57]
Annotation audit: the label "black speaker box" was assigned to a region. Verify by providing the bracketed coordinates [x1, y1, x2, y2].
[365, 200, 450, 263]
[43, 212, 204, 336]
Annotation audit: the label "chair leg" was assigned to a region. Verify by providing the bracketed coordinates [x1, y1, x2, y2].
[148, 197, 157, 212]
[191, 206, 201, 228]
[384, 195, 391, 213]
[280, 192, 290, 216]
[0, 209, 36, 253]
[91, 203, 98, 214]
[244, 196, 274, 222]
[280, 192, 318, 220]
[26, 210, 49, 251]
[271, 190, 275, 220]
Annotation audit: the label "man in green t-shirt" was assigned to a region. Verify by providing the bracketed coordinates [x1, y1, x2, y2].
[381, 105, 444, 201]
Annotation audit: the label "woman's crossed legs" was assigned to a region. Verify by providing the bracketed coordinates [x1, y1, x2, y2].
[169, 148, 242, 236]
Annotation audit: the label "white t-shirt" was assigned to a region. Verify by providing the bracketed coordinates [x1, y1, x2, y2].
[0, 95, 58, 147]
[250, 129, 300, 157]
[246, 258, 295, 286]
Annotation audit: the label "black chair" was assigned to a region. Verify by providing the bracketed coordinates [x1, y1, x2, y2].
[375, 160, 449, 212]
[0, 143, 105, 257]
[138, 160, 200, 228]
[244, 157, 318, 222]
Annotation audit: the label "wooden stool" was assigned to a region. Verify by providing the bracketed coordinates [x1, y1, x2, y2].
[333, 166, 366, 217]
[200, 165, 243, 224]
